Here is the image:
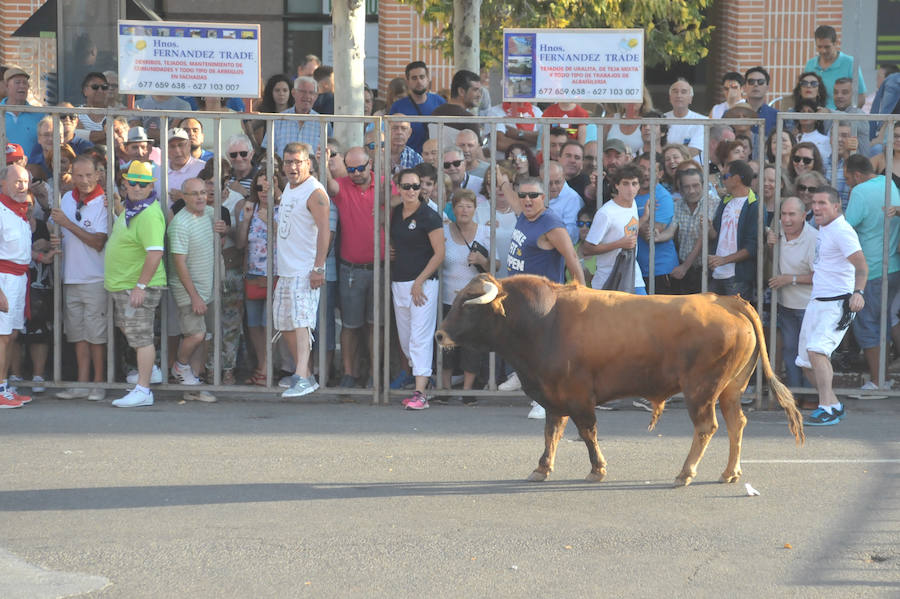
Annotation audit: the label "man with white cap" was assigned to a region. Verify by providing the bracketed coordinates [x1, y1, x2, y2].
[0, 164, 34, 408]
[159, 127, 205, 212]
[104, 161, 167, 407]
[1, 66, 45, 163]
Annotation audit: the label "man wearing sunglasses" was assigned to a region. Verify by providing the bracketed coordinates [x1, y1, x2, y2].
[442, 147, 482, 194]
[742, 66, 777, 136]
[325, 146, 384, 389]
[104, 161, 167, 408]
[76, 72, 110, 145]
[224, 134, 256, 199]
[50, 155, 108, 401]
[1, 66, 45, 165]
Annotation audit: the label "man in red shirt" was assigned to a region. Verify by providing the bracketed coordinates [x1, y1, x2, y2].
[326, 146, 385, 388]
[542, 101, 589, 141]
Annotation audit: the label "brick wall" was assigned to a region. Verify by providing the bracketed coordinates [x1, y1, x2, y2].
[377, 0, 453, 99]
[0, 0, 56, 103]
[710, 0, 843, 105]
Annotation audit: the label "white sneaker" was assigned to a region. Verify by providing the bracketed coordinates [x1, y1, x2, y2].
[499, 372, 522, 391]
[282, 376, 319, 398]
[87, 388, 106, 401]
[56, 388, 91, 399]
[850, 380, 890, 399]
[126, 365, 163, 385]
[31, 376, 46, 393]
[171, 362, 201, 385]
[527, 401, 545, 419]
[112, 387, 154, 408]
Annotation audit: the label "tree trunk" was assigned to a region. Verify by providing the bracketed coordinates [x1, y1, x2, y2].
[453, 0, 481, 73]
[332, 0, 366, 148]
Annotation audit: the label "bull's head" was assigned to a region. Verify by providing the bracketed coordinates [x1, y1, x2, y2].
[435, 273, 507, 350]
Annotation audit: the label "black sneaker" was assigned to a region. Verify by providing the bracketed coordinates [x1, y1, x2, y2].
[338, 374, 357, 389]
[806, 407, 841, 426]
[461, 396, 478, 407]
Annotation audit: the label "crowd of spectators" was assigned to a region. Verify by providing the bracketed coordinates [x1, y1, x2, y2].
[2, 25, 900, 417]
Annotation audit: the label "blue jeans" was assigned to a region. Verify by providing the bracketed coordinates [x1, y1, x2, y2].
[778, 304, 807, 388]
[709, 276, 754, 301]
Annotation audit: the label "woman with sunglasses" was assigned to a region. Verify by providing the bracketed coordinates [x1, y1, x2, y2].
[793, 170, 828, 224]
[389, 169, 444, 410]
[438, 189, 492, 406]
[75, 72, 110, 145]
[787, 142, 825, 186]
[794, 99, 832, 178]
[504, 143, 538, 177]
[236, 168, 283, 385]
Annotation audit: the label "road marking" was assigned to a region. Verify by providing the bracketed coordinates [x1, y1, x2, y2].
[0, 547, 110, 599]
[743, 459, 900, 464]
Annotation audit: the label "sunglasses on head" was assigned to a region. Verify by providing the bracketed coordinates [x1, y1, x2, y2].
[746, 78, 767, 86]
[517, 191, 542, 199]
[576, 220, 592, 227]
[229, 151, 249, 159]
[443, 159, 463, 169]
[399, 182, 420, 191]
[88, 83, 109, 91]
[799, 79, 819, 88]
[127, 180, 151, 188]
[792, 155, 814, 165]
[346, 163, 368, 174]
[796, 184, 817, 193]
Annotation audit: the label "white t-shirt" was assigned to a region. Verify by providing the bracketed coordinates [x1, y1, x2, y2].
[0, 201, 31, 265]
[605, 121, 644, 156]
[664, 109, 707, 157]
[811, 214, 861, 298]
[473, 204, 518, 278]
[713, 195, 747, 279]
[585, 200, 643, 289]
[58, 190, 108, 284]
[777, 222, 817, 309]
[276, 176, 327, 278]
[441, 223, 491, 304]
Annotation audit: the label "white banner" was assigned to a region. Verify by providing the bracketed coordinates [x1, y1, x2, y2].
[118, 20, 261, 98]
[502, 28, 644, 103]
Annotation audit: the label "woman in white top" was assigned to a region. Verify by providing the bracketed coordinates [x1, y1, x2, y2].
[474, 161, 519, 277]
[440, 189, 493, 404]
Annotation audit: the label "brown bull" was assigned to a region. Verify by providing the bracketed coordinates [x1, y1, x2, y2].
[435, 273, 804, 486]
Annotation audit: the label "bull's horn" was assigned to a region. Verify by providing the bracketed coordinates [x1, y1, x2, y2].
[464, 281, 499, 305]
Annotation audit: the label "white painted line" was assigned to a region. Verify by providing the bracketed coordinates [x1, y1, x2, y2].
[743, 459, 900, 464]
[0, 547, 110, 599]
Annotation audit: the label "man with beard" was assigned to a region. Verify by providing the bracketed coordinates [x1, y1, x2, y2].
[388, 61, 446, 154]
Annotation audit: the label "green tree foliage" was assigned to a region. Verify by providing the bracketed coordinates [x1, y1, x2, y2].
[398, 0, 715, 69]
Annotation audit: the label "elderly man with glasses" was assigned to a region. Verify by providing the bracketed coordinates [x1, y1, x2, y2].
[104, 161, 167, 407]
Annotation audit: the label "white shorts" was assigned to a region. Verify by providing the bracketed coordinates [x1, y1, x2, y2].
[795, 299, 850, 369]
[273, 275, 319, 331]
[0, 272, 27, 335]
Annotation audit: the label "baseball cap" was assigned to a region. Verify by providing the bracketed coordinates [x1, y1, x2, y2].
[602, 138, 628, 155]
[167, 127, 189, 142]
[5, 142, 25, 164]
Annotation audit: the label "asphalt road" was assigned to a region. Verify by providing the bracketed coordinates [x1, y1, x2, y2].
[1, 393, 898, 598]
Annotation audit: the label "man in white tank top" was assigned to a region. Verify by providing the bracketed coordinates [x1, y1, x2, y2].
[274, 142, 331, 398]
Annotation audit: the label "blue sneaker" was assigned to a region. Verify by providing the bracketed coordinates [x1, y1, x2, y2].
[806, 407, 841, 426]
[390, 371, 414, 390]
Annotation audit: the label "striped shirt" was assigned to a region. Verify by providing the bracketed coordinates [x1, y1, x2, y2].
[673, 194, 720, 267]
[262, 107, 321, 158]
[167, 204, 215, 305]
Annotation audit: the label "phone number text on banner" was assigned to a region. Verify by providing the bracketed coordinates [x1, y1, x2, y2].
[118, 20, 261, 98]
[503, 28, 644, 104]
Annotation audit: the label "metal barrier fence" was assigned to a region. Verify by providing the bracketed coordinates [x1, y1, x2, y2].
[2, 105, 899, 406]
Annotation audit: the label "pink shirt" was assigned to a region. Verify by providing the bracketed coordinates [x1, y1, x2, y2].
[333, 174, 385, 264]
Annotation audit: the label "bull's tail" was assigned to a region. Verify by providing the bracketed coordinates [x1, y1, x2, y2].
[736, 297, 805, 445]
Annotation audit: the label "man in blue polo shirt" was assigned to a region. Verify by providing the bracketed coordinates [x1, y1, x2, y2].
[804, 25, 866, 110]
[1, 66, 45, 163]
[388, 61, 445, 155]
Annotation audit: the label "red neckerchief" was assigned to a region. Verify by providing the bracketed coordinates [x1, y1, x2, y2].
[503, 102, 535, 131]
[0, 193, 28, 221]
[72, 184, 103, 207]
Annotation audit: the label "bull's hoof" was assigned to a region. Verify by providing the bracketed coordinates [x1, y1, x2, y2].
[585, 470, 606, 483]
[673, 475, 693, 487]
[719, 471, 742, 483]
[527, 470, 549, 482]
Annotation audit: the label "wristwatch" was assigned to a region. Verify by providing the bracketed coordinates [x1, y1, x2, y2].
[854, 289, 864, 296]
[311, 266, 326, 274]
[135, 282, 147, 290]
